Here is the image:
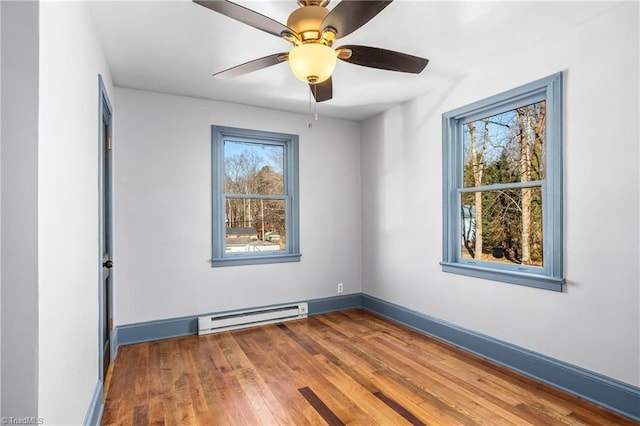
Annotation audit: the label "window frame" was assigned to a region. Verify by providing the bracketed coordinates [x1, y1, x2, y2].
[441, 73, 564, 291]
[211, 125, 301, 267]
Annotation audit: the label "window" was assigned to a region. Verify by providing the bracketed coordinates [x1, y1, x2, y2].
[441, 73, 564, 291]
[211, 126, 300, 267]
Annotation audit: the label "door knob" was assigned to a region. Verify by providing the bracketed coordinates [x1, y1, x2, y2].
[103, 260, 113, 268]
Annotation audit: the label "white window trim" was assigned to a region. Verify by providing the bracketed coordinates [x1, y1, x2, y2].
[441, 73, 564, 291]
[211, 125, 301, 267]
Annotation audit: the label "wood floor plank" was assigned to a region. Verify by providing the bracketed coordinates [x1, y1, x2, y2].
[290, 322, 381, 395]
[234, 330, 326, 425]
[368, 335, 549, 425]
[301, 366, 383, 424]
[271, 331, 381, 425]
[102, 309, 637, 426]
[368, 369, 465, 425]
[146, 396, 167, 426]
[374, 391, 426, 426]
[308, 320, 484, 424]
[132, 404, 149, 425]
[265, 336, 379, 423]
[316, 355, 410, 425]
[298, 386, 345, 426]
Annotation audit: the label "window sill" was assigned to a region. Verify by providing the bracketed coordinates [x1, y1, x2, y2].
[212, 253, 302, 268]
[440, 262, 564, 292]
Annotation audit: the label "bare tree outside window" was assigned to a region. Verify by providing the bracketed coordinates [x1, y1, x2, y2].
[461, 101, 545, 267]
[223, 141, 287, 253]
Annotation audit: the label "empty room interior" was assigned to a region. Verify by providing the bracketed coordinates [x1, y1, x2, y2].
[1, 0, 639, 424]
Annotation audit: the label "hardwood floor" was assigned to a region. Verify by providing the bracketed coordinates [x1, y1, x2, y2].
[102, 309, 635, 425]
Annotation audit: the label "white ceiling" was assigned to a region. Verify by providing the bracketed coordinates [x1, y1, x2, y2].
[89, 0, 619, 121]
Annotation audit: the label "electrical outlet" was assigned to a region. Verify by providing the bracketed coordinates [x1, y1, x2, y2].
[337, 282, 344, 293]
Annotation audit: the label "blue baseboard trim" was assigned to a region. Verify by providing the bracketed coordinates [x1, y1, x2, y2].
[82, 381, 104, 426]
[361, 294, 640, 422]
[308, 293, 362, 315]
[114, 294, 363, 349]
[115, 313, 198, 348]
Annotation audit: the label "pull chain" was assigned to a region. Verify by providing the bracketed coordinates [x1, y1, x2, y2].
[309, 85, 319, 130]
[308, 89, 313, 131]
[314, 89, 319, 121]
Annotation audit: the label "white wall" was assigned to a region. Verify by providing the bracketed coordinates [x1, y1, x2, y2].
[38, 2, 113, 423]
[0, 1, 39, 418]
[113, 88, 362, 325]
[361, 3, 639, 386]
[0, 0, 4, 415]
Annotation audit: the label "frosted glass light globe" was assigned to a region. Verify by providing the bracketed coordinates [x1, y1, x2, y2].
[288, 44, 337, 84]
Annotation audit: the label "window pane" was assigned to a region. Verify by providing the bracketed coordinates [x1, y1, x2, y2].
[225, 198, 286, 253]
[461, 186, 543, 267]
[463, 101, 546, 187]
[224, 141, 284, 195]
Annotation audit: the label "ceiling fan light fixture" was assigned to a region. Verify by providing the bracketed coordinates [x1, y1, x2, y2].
[288, 43, 337, 84]
[194, 0, 429, 102]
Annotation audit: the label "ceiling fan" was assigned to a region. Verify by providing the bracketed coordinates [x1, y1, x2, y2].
[193, 0, 429, 102]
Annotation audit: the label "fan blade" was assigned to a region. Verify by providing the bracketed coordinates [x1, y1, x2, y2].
[213, 53, 289, 79]
[309, 78, 332, 102]
[193, 0, 296, 39]
[337, 45, 428, 73]
[321, 1, 392, 39]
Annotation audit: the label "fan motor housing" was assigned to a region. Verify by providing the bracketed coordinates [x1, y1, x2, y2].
[287, 6, 330, 42]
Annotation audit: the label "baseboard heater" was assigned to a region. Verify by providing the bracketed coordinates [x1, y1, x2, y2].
[198, 302, 309, 335]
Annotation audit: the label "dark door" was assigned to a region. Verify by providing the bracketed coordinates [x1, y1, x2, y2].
[102, 123, 113, 382]
[99, 76, 113, 386]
